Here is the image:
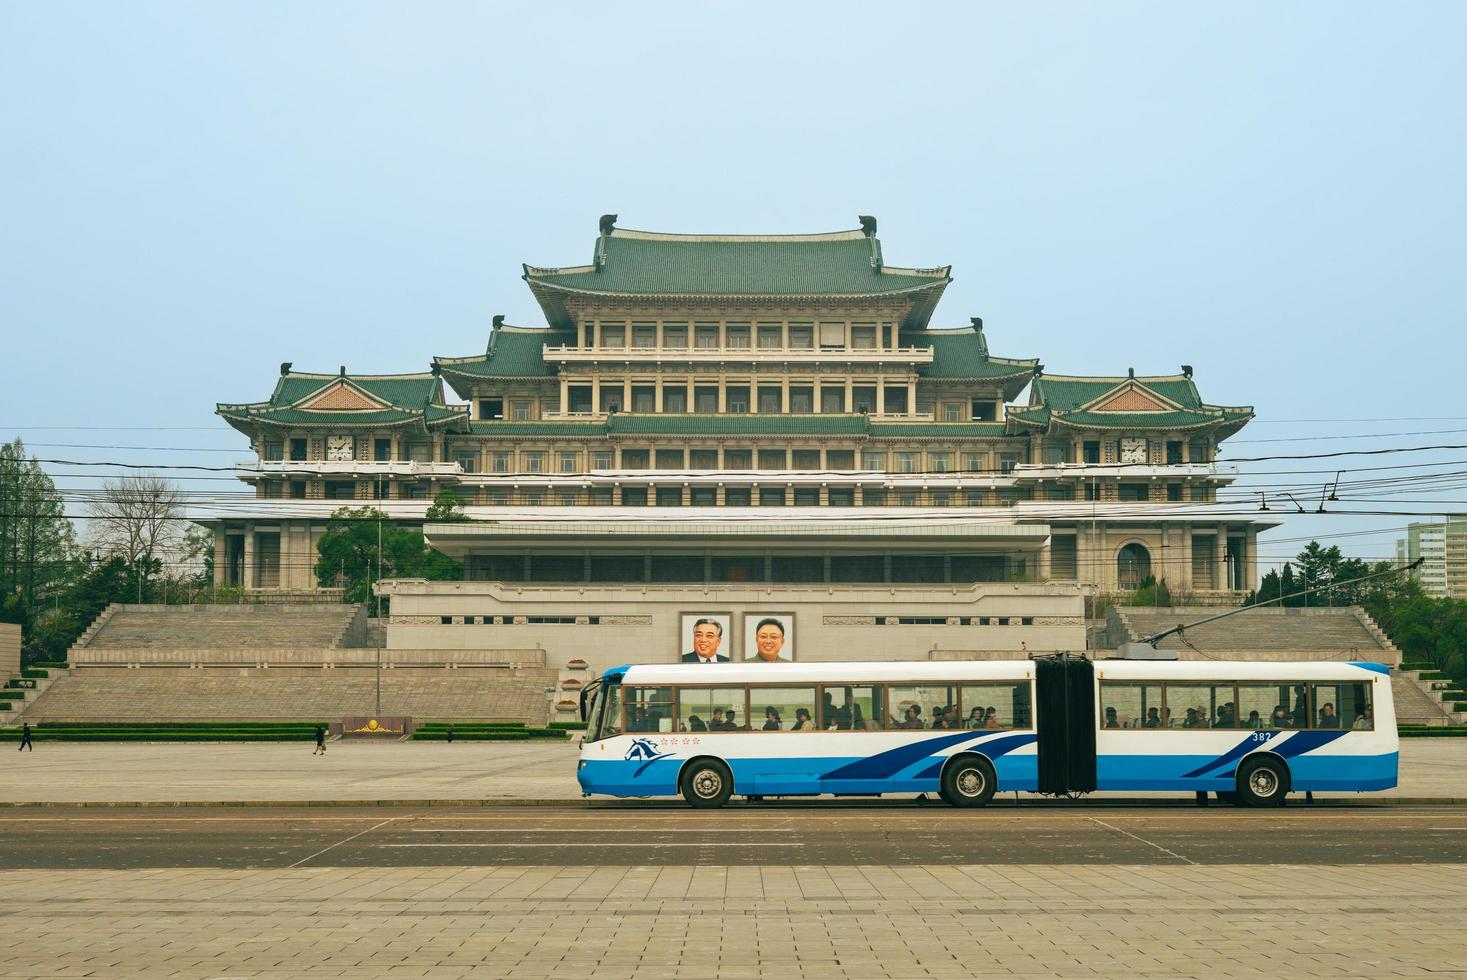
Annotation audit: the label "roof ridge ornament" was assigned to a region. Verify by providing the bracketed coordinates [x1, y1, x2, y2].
[280, 362, 292, 377]
[858, 215, 877, 237]
[339, 365, 346, 378]
[1182, 364, 1194, 379]
[599, 213, 617, 237]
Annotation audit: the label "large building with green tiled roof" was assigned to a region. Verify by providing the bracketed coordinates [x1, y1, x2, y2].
[211, 216, 1265, 668]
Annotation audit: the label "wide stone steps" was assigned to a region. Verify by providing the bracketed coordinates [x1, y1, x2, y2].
[20, 668, 557, 725]
[83, 604, 364, 651]
[1120, 610, 1385, 653]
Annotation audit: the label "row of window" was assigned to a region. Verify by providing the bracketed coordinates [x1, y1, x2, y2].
[467, 553, 1031, 585]
[594, 678, 1377, 740]
[597, 682, 1033, 738]
[1100, 681, 1374, 731]
[584, 322, 889, 351]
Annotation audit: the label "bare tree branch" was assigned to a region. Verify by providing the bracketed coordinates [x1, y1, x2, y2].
[86, 475, 187, 579]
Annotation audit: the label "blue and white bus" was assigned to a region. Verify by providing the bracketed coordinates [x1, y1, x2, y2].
[576, 656, 1396, 808]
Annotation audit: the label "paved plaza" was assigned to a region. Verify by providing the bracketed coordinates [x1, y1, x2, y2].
[3, 738, 1466, 805]
[1, 862, 1464, 978]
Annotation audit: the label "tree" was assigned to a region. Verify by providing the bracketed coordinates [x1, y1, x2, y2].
[85, 475, 186, 596]
[0, 439, 78, 662]
[313, 505, 463, 605]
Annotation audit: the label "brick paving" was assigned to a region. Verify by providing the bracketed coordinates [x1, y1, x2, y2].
[0, 863, 1461, 978]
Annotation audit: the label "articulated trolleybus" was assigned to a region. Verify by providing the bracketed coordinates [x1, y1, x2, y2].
[576, 657, 1397, 808]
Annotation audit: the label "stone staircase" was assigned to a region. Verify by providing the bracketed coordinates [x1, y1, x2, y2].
[0, 667, 70, 725]
[20, 667, 557, 725]
[1111, 605, 1395, 657]
[75, 603, 367, 653]
[1393, 666, 1467, 727]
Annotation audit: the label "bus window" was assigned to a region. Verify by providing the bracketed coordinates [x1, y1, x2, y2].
[679, 687, 746, 732]
[595, 684, 624, 739]
[1287, 683, 1311, 729]
[625, 686, 674, 733]
[1237, 684, 1285, 730]
[754, 687, 817, 731]
[1165, 684, 1235, 729]
[961, 683, 1032, 729]
[1099, 682, 1161, 730]
[820, 685, 882, 730]
[887, 685, 957, 730]
[1313, 683, 1369, 730]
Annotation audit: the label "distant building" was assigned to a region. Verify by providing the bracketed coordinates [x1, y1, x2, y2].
[1399, 517, 1467, 598]
[206, 216, 1270, 670]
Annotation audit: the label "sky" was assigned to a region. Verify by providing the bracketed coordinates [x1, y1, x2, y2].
[2, 2, 1464, 574]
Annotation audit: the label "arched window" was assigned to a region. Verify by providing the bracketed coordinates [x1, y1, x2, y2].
[1117, 543, 1152, 589]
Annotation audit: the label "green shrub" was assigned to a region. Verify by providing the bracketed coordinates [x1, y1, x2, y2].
[1400, 661, 1434, 671]
[549, 721, 588, 730]
[1419, 671, 1451, 681]
[20, 669, 48, 680]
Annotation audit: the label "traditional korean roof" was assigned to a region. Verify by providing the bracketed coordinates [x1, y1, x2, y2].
[869, 422, 1009, 440]
[217, 368, 469, 436]
[524, 216, 950, 330]
[1005, 370, 1252, 439]
[914, 321, 1039, 399]
[467, 421, 608, 438]
[435, 322, 564, 397]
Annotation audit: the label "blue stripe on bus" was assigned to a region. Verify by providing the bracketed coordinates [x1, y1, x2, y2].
[1178, 731, 1282, 778]
[911, 732, 1039, 781]
[1271, 729, 1350, 759]
[1347, 661, 1391, 675]
[816, 730, 992, 782]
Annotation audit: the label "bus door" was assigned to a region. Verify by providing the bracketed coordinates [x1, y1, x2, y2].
[1035, 655, 1097, 795]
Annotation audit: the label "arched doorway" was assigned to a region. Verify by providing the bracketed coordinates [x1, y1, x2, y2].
[1117, 543, 1152, 589]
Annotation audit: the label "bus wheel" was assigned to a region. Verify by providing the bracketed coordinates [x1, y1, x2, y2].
[1236, 756, 1289, 808]
[681, 759, 734, 809]
[942, 755, 997, 808]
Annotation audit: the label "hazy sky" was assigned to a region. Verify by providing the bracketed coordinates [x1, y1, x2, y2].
[2, 2, 1464, 571]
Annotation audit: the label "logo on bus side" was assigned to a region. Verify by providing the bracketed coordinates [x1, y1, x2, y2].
[624, 738, 675, 763]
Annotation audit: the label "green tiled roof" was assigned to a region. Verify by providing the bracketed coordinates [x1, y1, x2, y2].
[217, 370, 468, 434]
[1032, 374, 1203, 411]
[869, 422, 1010, 439]
[527, 228, 949, 298]
[436, 325, 561, 396]
[467, 421, 608, 437]
[1013, 372, 1253, 438]
[608, 414, 871, 437]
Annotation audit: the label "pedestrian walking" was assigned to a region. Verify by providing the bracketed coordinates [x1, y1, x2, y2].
[18, 723, 32, 752]
[313, 725, 326, 755]
[446, 724, 454, 744]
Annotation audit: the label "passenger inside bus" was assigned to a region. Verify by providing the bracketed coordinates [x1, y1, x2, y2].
[1318, 702, 1340, 729]
[793, 707, 814, 730]
[762, 707, 782, 731]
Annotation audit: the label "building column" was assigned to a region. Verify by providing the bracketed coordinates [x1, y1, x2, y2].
[780, 376, 790, 413]
[844, 376, 853, 413]
[558, 376, 569, 416]
[876, 373, 886, 415]
[655, 320, 664, 350]
[717, 319, 726, 349]
[717, 376, 727, 412]
[750, 375, 759, 414]
[813, 380, 823, 413]
[591, 320, 600, 349]
[591, 375, 601, 412]
[907, 377, 917, 417]
[654, 377, 664, 413]
[1215, 524, 1228, 591]
[686, 377, 695, 412]
[212, 528, 227, 587]
[1180, 528, 1195, 592]
[622, 377, 631, 412]
[242, 527, 257, 590]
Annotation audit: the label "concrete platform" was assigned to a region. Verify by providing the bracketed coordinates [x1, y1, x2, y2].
[3, 739, 1464, 805]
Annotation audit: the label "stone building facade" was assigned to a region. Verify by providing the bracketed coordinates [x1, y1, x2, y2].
[210, 216, 1264, 667]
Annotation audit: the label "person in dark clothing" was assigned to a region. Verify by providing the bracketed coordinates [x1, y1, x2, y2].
[446, 724, 454, 744]
[18, 723, 32, 751]
[762, 706, 782, 731]
[313, 725, 326, 755]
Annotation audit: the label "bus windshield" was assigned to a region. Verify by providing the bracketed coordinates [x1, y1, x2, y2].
[588, 682, 623, 741]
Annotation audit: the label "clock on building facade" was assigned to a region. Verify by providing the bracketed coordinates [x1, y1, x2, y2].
[1119, 437, 1147, 464]
[326, 435, 355, 461]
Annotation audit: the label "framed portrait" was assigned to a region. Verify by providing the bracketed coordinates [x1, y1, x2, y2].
[679, 613, 733, 664]
[744, 613, 794, 662]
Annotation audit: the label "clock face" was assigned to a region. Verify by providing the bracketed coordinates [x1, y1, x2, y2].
[326, 435, 355, 461]
[1119, 437, 1147, 464]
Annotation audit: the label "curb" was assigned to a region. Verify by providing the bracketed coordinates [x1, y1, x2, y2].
[3, 796, 1466, 808]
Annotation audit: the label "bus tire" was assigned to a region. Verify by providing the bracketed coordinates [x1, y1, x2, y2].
[941, 754, 997, 808]
[680, 759, 734, 809]
[1236, 755, 1289, 808]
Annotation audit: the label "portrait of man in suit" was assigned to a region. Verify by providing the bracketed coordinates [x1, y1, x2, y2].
[681, 615, 730, 663]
